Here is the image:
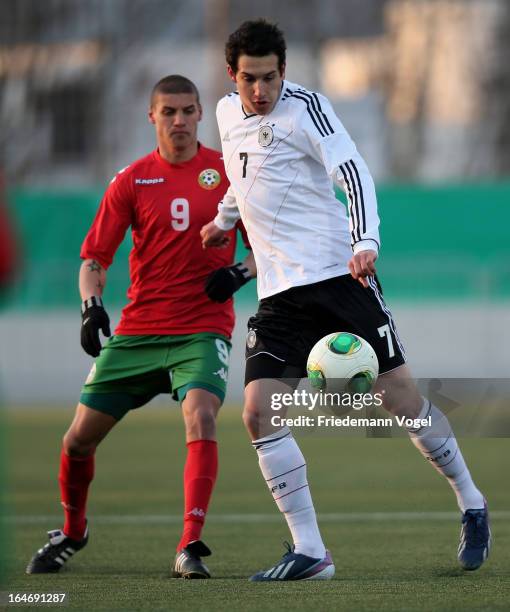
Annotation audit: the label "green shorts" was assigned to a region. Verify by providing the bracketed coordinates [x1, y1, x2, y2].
[80, 333, 231, 420]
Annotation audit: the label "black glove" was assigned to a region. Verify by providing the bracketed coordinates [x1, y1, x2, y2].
[205, 262, 252, 303]
[80, 296, 111, 357]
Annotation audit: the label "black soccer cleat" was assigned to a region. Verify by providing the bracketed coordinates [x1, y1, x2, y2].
[458, 502, 491, 571]
[26, 525, 89, 574]
[171, 540, 212, 579]
[249, 542, 335, 581]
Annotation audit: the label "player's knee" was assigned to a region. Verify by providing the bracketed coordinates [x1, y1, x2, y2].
[380, 379, 422, 418]
[183, 401, 218, 423]
[182, 401, 218, 439]
[242, 404, 261, 438]
[196, 405, 217, 429]
[62, 431, 96, 457]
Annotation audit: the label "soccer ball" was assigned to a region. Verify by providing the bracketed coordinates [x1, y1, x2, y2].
[306, 332, 379, 394]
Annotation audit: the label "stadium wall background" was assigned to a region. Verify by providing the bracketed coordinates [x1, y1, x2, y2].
[1, 183, 509, 405]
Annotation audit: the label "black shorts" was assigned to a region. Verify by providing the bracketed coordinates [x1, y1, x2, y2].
[245, 274, 406, 386]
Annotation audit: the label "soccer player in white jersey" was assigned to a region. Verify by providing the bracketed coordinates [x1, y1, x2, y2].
[201, 19, 491, 581]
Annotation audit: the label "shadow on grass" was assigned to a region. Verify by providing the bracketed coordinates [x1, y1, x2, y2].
[429, 567, 468, 578]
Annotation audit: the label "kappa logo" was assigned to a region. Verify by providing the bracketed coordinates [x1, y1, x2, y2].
[187, 507, 205, 518]
[222, 131, 230, 142]
[61, 501, 78, 511]
[135, 177, 165, 184]
[213, 367, 228, 382]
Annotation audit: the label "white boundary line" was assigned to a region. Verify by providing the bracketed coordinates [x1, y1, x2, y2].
[4, 511, 510, 525]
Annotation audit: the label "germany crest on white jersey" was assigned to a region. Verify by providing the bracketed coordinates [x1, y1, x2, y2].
[214, 80, 380, 300]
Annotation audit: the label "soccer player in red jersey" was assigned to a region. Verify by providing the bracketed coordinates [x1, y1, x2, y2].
[26, 75, 254, 579]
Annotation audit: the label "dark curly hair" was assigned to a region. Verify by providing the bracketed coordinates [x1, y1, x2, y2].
[225, 19, 286, 74]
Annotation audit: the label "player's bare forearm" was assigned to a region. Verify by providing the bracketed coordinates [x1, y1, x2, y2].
[79, 259, 107, 300]
[242, 250, 257, 278]
[348, 250, 377, 288]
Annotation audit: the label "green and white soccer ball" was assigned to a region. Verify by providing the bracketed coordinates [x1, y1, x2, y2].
[307, 332, 379, 394]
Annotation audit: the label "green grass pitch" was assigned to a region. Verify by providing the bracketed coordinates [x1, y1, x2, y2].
[2, 406, 509, 611]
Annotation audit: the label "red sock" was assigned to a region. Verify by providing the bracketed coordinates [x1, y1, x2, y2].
[177, 440, 218, 551]
[58, 449, 94, 540]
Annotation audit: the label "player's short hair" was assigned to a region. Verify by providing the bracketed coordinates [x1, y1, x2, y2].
[225, 19, 286, 74]
[150, 75, 200, 107]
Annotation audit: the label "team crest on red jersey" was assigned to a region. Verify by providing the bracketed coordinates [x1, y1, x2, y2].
[198, 168, 221, 190]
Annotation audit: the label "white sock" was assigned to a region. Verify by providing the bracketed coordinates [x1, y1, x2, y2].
[408, 399, 485, 512]
[253, 427, 326, 558]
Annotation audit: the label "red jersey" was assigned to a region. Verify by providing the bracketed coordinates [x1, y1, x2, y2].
[81, 144, 246, 337]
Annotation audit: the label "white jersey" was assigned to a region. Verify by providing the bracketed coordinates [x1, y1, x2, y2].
[214, 79, 380, 300]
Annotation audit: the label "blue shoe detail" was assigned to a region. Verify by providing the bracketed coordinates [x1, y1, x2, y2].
[249, 542, 335, 581]
[458, 502, 491, 571]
